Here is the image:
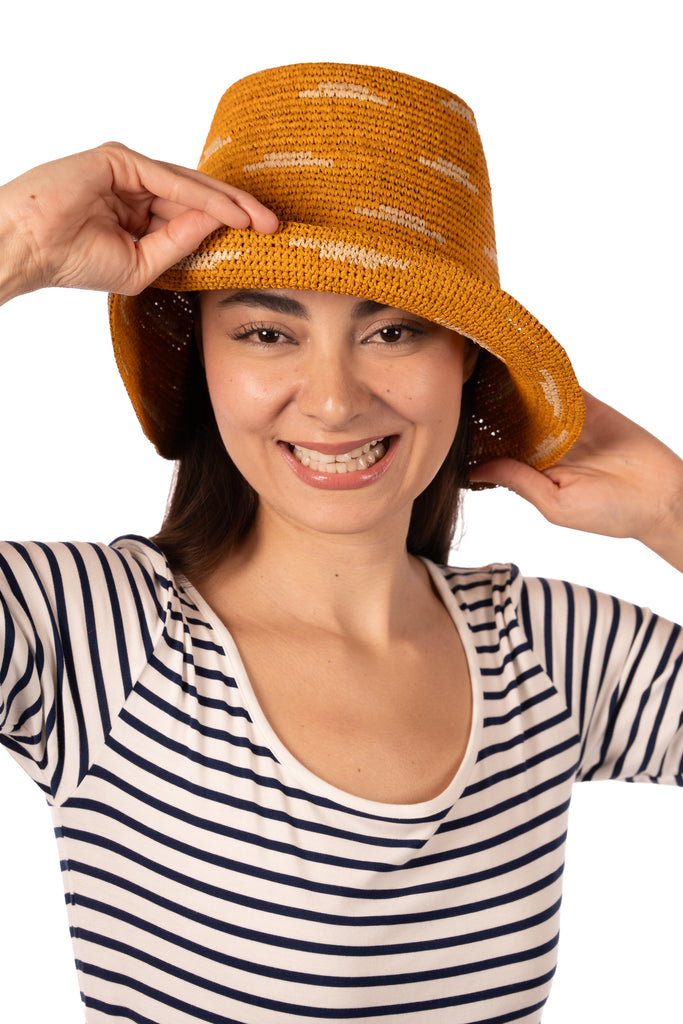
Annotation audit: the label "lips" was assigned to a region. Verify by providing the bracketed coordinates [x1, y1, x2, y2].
[289, 438, 387, 474]
[279, 435, 398, 490]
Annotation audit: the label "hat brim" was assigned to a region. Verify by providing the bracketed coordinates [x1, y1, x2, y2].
[110, 220, 585, 470]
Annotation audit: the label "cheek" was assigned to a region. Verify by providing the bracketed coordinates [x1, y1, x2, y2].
[391, 354, 466, 432]
[204, 357, 287, 435]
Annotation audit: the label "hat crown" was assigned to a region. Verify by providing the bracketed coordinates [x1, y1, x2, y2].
[197, 63, 499, 286]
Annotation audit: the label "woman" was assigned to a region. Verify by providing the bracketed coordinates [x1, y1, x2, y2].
[1, 63, 681, 1023]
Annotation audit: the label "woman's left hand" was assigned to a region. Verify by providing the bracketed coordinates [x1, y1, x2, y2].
[469, 392, 683, 571]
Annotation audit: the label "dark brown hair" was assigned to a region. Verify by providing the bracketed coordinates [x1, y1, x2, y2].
[153, 341, 474, 581]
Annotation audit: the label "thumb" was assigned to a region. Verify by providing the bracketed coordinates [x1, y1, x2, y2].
[121, 208, 223, 294]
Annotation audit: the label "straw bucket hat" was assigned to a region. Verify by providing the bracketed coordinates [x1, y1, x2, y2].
[109, 62, 584, 470]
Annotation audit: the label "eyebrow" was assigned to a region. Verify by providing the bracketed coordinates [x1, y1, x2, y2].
[214, 290, 396, 320]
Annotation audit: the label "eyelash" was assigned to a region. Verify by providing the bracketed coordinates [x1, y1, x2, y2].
[229, 321, 425, 348]
[230, 323, 290, 347]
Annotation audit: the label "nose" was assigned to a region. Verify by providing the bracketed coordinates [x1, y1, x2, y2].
[295, 346, 372, 428]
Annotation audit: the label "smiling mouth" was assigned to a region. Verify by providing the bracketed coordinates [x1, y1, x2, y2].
[289, 438, 388, 474]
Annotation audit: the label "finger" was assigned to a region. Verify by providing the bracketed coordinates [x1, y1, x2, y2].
[148, 193, 267, 233]
[114, 149, 279, 234]
[149, 193, 250, 230]
[156, 160, 279, 234]
[146, 213, 169, 235]
[119, 208, 226, 293]
[469, 457, 533, 490]
[470, 458, 561, 511]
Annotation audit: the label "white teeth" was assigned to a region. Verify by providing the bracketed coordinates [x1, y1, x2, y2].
[291, 438, 388, 473]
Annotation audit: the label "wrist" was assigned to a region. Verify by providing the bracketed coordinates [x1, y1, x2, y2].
[637, 459, 683, 573]
[0, 183, 44, 305]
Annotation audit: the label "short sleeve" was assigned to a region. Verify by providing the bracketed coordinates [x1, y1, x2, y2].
[518, 576, 683, 785]
[0, 536, 170, 802]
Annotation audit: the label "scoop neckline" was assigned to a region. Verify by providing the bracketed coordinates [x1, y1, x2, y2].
[181, 558, 482, 821]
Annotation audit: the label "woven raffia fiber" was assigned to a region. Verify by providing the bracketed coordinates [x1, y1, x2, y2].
[109, 63, 584, 469]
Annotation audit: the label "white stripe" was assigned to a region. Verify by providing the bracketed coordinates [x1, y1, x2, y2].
[484, 245, 499, 268]
[354, 204, 446, 245]
[243, 151, 334, 173]
[528, 428, 569, 465]
[175, 249, 244, 271]
[540, 368, 563, 419]
[419, 155, 479, 194]
[199, 134, 231, 167]
[299, 82, 390, 106]
[441, 96, 476, 125]
[289, 235, 410, 270]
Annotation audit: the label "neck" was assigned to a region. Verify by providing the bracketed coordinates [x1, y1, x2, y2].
[202, 503, 434, 643]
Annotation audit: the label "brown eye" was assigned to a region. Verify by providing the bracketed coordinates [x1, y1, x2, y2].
[257, 329, 281, 343]
[379, 326, 403, 342]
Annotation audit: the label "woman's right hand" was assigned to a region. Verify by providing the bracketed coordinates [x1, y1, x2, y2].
[0, 142, 279, 302]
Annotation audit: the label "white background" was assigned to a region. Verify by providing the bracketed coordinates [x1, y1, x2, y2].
[0, 0, 680, 1020]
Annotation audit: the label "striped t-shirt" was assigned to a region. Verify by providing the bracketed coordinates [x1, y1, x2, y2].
[1, 535, 681, 1023]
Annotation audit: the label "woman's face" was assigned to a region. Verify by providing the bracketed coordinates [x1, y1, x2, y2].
[198, 288, 475, 543]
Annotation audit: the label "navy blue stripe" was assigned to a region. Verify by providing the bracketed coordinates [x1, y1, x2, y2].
[457, 761, 578, 827]
[77, 908, 560, 990]
[482, 664, 544, 694]
[476, 619, 518, 653]
[464, 732, 578, 797]
[519, 580, 534, 648]
[640, 623, 682, 776]
[603, 610, 656, 778]
[65, 543, 112, 747]
[482, 684, 558, 728]
[539, 578, 554, 681]
[468, 620, 498, 634]
[127, 685, 277, 758]
[478, 707, 573, 763]
[71, 817, 557, 934]
[67, 856, 563, 956]
[61, 799, 566, 917]
[78, 956, 556, 1019]
[0, 547, 50, 682]
[82, 988, 549, 1024]
[0, 588, 16, 691]
[92, 545, 137, 700]
[8, 545, 65, 785]
[478, 640, 535, 678]
[35, 542, 93, 787]
[561, 581, 576, 716]
[81, 998, 167, 1024]
[102, 733, 428, 851]
[116, 700, 449, 826]
[70, 768, 452, 873]
[615, 621, 682, 779]
[114, 546, 165, 657]
[5, 682, 42, 737]
[577, 595, 622, 777]
[573, 587, 597, 735]
[62, 833, 563, 932]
